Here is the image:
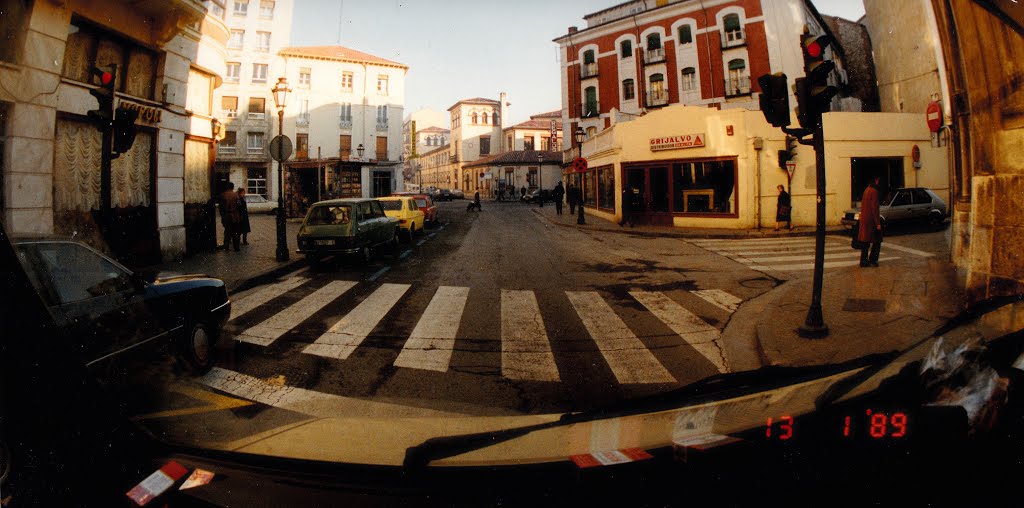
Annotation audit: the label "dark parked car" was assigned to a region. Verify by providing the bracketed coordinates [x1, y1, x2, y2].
[433, 189, 454, 201]
[842, 187, 948, 230]
[296, 198, 400, 263]
[13, 238, 230, 376]
[521, 189, 552, 204]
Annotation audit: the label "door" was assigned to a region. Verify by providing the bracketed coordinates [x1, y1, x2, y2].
[373, 171, 392, 198]
[911, 189, 935, 219]
[648, 166, 672, 224]
[886, 190, 913, 222]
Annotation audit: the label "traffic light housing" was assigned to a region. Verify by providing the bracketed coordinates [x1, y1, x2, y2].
[88, 64, 117, 131]
[112, 107, 138, 158]
[778, 135, 797, 169]
[758, 73, 790, 128]
[796, 33, 839, 130]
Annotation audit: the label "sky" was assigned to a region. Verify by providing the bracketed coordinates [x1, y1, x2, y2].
[289, 0, 866, 125]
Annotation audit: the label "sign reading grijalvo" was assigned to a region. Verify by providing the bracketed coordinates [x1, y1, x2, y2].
[650, 133, 705, 151]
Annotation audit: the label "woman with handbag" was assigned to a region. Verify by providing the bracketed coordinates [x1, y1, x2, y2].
[775, 185, 792, 231]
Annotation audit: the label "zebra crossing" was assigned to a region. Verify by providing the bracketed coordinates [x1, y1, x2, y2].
[226, 276, 743, 386]
[688, 236, 901, 272]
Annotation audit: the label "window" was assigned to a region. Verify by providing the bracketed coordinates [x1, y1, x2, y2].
[187, 69, 213, 116]
[472, 112, 478, 124]
[723, 14, 744, 45]
[480, 136, 490, 155]
[31, 243, 132, 304]
[228, 29, 244, 48]
[649, 74, 667, 104]
[339, 103, 352, 124]
[912, 189, 933, 205]
[248, 97, 265, 118]
[259, 0, 274, 18]
[341, 71, 354, 91]
[584, 86, 598, 117]
[541, 136, 551, 151]
[597, 165, 615, 211]
[340, 134, 352, 158]
[246, 167, 266, 197]
[507, 134, 513, 150]
[377, 105, 388, 129]
[620, 40, 632, 58]
[246, 132, 265, 153]
[493, 112, 499, 125]
[583, 49, 595, 65]
[256, 31, 271, 52]
[670, 159, 737, 214]
[299, 67, 311, 87]
[681, 67, 696, 91]
[623, 79, 635, 100]
[207, 0, 226, 19]
[219, 131, 237, 151]
[296, 133, 308, 157]
[527, 168, 538, 189]
[377, 75, 389, 95]
[252, 63, 268, 82]
[226, 62, 240, 82]
[221, 96, 238, 118]
[647, 33, 661, 50]
[586, 126, 597, 138]
[233, 0, 248, 16]
[523, 136, 534, 150]
[891, 190, 912, 206]
[297, 99, 309, 124]
[678, 25, 693, 45]
[726, 59, 748, 96]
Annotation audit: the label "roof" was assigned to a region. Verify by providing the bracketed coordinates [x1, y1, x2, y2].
[462, 150, 563, 169]
[505, 119, 562, 131]
[448, 97, 500, 111]
[278, 45, 408, 69]
[530, 110, 562, 119]
[417, 126, 449, 133]
[418, 143, 451, 158]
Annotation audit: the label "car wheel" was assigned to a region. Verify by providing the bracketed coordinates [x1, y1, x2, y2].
[409, 223, 416, 239]
[183, 321, 215, 373]
[928, 211, 945, 226]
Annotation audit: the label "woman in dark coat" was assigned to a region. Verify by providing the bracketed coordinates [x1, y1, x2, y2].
[775, 184, 792, 230]
[236, 188, 252, 245]
[857, 177, 883, 267]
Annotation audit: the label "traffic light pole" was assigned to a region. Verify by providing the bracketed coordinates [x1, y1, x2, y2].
[798, 123, 829, 338]
[98, 127, 113, 235]
[276, 108, 289, 262]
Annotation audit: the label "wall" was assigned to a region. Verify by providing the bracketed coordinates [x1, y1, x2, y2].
[863, 0, 945, 114]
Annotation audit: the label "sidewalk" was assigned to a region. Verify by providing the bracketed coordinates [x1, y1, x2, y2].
[528, 202, 847, 239]
[149, 215, 304, 292]
[740, 258, 965, 368]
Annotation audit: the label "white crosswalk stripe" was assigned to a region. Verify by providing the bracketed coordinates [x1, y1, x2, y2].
[692, 237, 902, 271]
[394, 286, 470, 372]
[236, 280, 357, 346]
[303, 283, 411, 360]
[501, 290, 561, 381]
[690, 289, 742, 314]
[631, 291, 727, 373]
[229, 276, 308, 321]
[566, 291, 676, 385]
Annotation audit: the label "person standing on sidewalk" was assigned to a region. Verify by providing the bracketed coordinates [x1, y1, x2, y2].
[552, 181, 565, 215]
[858, 176, 883, 267]
[567, 183, 578, 215]
[237, 187, 252, 245]
[218, 182, 242, 252]
[619, 186, 635, 227]
[775, 185, 793, 231]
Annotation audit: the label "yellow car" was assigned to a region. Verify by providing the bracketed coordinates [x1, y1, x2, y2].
[378, 196, 426, 241]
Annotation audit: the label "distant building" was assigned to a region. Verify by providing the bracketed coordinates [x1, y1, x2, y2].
[821, 15, 880, 112]
[276, 45, 408, 213]
[415, 94, 510, 193]
[504, 111, 563, 152]
[403, 109, 449, 189]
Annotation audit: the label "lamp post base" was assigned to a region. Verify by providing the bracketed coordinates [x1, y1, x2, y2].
[577, 205, 586, 225]
[275, 201, 289, 262]
[797, 304, 829, 339]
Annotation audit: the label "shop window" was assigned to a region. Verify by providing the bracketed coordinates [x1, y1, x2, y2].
[247, 167, 267, 197]
[671, 159, 737, 214]
[583, 169, 597, 206]
[597, 165, 615, 211]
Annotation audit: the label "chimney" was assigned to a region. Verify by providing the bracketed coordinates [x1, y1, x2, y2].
[499, 91, 509, 130]
[568, 26, 578, 34]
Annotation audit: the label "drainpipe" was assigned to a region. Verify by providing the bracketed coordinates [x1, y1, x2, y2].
[700, 0, 717, 103]
[753, 137, 763, 229]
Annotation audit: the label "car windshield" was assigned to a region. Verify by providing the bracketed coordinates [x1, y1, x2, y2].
[5, 0, 1024, 501]
[305, 205, 351, 225]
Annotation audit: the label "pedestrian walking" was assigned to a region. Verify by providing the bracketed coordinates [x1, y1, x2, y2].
[521, 186, 527, 200]
[218, 182, 242, 252]
[567, 183, 578, 215]
[856, 176, 883, 267]
[619, 186, 635, 227]
[775, 185, 793, 231]
[237, 187, 252, 245]
[552, 182, 565, 215]
[466, 190, 482, 211]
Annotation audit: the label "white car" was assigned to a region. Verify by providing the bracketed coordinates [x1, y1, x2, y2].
[244, 194, 278, 214]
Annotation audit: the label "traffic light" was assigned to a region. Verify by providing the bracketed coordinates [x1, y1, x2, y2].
[757, 73, 790, 128]
[796, 33, 838, 130]
[88, 64, 117, 131]
[112, 107, 138, 158]
[778, 135, 797, 169]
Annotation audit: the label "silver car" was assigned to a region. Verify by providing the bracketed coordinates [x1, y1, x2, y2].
[244, 194, 279, 214]
[842, 187, 947, 229]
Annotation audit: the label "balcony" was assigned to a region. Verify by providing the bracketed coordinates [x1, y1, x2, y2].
[580, 101, 600, 118]
[376, 121, 389, 131]
[247, 145, 264, 155]
[646, 89, 669, 107]
[722, 29, 745, 48]
[339, 118, 352, 129]
[223, 109, 237, 119]
[296, 113, 309, 126]
[644, 47, 665, 64]
[724, 75, 752, 97]
[248, 112, 265, 120]
[580, 62, 599, 79]
[217, 145, 236, 155]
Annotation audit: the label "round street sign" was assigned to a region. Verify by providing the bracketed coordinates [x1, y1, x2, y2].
[269, 135, 292, 162]
[926, 101, 942, 133]
[572, 157, 588, 173]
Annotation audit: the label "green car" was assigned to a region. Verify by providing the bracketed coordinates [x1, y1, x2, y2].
[297, 198, 400, 263]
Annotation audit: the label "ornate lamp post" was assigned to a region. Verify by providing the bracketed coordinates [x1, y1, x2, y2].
[271, 77, 291, 261]
[574, 127, 586, 225]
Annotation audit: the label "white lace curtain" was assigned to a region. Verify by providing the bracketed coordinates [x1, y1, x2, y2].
[54, 119, 151, 211]
[184, 140, 211, 204]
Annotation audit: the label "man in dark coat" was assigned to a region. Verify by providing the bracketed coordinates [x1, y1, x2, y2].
[775, 184, 792, 231]
[619, 186, 634, 227]
[552, 182, 565, 215]
[858, 177, 883, 267]
[567, 183, 578, 215]
[218, 182, 242, 252]
[237, 187, 252, 245]
[467, 190, 482, 211]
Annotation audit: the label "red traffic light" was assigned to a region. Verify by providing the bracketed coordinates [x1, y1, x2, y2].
[99, 72, 113, 85]
[805, 41, 822, 58]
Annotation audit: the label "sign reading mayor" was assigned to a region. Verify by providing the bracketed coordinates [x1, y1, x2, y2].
[650, 133, 705, 151]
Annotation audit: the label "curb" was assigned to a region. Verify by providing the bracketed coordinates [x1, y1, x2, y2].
[529, 208, 847, 239]
[228, 256, 309, 294]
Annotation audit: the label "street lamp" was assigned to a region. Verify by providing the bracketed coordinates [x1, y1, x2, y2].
[537, 151, 544, 208]
[271, 77, 291, 262]
[574, 127, 586, 225]
[357, 143, 365, 158]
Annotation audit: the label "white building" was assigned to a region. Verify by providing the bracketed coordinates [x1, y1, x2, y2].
[212, 0, 294, 202]
[403, 108, 449, 189]
[277, 45, 407, 209]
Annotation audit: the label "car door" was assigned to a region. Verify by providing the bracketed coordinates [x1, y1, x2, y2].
[886, 190, 913, 222]
[372, 201, 391, 243]
[911, 189, 934, 219]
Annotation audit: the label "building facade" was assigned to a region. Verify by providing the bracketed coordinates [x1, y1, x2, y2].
[415, 95, 510, 193]
[1, 0, 227, 265]
[212, 0, 294, 203]
[403, 108, 449, 190]
[503, 111, 563, 152]
[553, 0, 852, 144]
[277, 45, 407, 214]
